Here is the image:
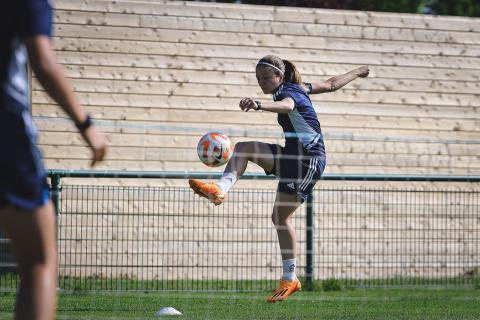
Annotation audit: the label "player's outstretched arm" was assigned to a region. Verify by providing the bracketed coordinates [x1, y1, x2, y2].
[239, 97, 294, 114]
[308, 65, 369, 94]
[25, 35, 108, 166]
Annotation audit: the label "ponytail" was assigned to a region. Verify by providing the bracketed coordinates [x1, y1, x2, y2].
[282, 59, 302, 84]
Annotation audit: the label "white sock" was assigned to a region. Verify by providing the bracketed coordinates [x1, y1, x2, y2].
[216, 172, 237, 193]
[282, 258, 297, 281]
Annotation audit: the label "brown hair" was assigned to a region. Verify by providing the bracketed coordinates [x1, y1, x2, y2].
[257, 55, 302, 85]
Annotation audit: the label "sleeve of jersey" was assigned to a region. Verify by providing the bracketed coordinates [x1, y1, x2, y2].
[23, 0, 53, 38]
[275, 89, 305, 109]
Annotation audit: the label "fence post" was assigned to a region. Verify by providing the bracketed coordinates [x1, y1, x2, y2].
[306, 191, 314, 290]
[50, 173, 61, 217]
[50, 173, 61, 289]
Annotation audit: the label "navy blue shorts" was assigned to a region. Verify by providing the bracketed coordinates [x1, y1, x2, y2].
[265, 144, 326, 202]
[0, 109, 49, 210]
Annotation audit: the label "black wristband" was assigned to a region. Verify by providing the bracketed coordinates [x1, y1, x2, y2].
[304, 82, 313, 94]
[76, 114, 93, 132]
[254, 100, 262, 111]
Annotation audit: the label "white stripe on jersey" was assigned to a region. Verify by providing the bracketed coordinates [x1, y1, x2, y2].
[287, 109, 320, 147]
[305, 133, 323, 151]
[4, 39, 29, 106]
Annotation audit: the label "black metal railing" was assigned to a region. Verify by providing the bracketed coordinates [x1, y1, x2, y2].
[0, 170, 479, 292]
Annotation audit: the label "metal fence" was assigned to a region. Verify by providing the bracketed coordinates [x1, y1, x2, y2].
[1, 170, 479, 292]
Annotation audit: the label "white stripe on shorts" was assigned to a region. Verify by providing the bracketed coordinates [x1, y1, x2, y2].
[299, 158, 318, 191]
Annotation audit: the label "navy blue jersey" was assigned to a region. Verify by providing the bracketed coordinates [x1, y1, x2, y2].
[0, 0, 52, 210]
[0, 0, 52, 113]
[272, 82, 326, 157]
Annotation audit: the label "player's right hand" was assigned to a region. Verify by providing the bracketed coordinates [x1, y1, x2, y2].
[81, 125, 108, 167]
[239, 97, 256, 112]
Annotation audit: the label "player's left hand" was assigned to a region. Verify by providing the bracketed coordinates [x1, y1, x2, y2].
[357, 66, 369, 78]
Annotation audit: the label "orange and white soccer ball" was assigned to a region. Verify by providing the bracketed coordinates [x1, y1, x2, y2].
[196, 132, 233, 167]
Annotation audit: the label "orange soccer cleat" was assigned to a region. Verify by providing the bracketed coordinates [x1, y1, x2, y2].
[267, 278, 301, 303]
[188, 179, 226, 206]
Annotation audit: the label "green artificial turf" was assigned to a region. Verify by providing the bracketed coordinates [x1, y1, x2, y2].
[1, 288, 479, 319]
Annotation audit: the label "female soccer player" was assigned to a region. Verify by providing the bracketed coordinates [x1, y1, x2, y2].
[0, 1, 108, 318]
[189, 55, 368, 302]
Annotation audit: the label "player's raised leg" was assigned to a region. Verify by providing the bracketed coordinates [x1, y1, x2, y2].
[189, 141, 274, 205]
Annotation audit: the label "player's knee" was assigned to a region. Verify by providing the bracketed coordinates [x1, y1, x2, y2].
[15, 243, 57, 273]
[271, 212, 287, 226]
[233, 141, 245, 154]
[17, 259, 56, 283]
[271, 212, 277, 225]
[233, 141, 254, 159]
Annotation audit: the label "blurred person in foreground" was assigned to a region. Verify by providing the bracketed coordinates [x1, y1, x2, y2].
[0, 0, 108, 318]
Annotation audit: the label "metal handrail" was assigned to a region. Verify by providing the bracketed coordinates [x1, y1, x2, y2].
[47, 169, 480, 182]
